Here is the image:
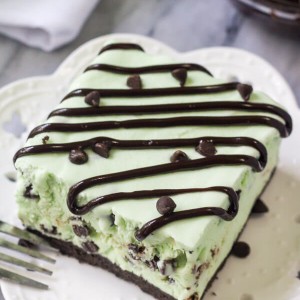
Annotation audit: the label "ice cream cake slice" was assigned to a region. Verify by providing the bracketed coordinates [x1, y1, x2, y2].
[14, 42, 292, 300]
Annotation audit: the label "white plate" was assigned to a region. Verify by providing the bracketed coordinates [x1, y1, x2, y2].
[0, 33, 299, 300]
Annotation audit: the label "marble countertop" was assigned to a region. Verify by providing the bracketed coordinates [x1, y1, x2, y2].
[0, 0, 299, 105]
[0, 0, 299, 299]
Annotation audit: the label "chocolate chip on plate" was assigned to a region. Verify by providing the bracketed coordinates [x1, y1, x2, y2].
[251, 198, 269, 214]
[231, 241, 250, 258]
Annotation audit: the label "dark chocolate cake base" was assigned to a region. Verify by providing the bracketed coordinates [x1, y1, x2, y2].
[29, 227, 237, 300]
[30, 229, 176, 299]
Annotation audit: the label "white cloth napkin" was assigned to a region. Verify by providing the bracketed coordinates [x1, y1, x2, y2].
[0, 0, 99, 51]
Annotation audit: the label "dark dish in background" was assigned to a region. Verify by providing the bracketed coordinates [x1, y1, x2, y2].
[231, 0, 300, 28]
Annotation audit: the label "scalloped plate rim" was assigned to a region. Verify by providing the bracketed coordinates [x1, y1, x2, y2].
[0, 33, 297, 111]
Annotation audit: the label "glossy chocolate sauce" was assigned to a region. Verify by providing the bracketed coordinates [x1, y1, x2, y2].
[66, 155, 258, 214]
[48, 101, 291, 124]
[28, 115, 289, 139]
[84, 63, 213, 76]
[61, 83, 239, 101]
[14, 136, 268, 168]
[135, 187, 239, 241]
[98, 43, 145, 54]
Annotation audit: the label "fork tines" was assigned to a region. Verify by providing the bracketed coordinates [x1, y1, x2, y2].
[0, 220, 55, 290]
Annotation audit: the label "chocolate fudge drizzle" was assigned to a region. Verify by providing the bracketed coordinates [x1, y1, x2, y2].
[14, 136, 268, 167]
[27, 114, 290, 139]
[98, 43, 145, 54]
[48, 101, 291, 127]
[61, 83, 239, 101]
[14, 43, 293, 241]
[84, 63, 213, 76]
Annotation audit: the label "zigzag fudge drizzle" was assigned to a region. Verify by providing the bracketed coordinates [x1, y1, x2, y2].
[14, 42, 292, 300]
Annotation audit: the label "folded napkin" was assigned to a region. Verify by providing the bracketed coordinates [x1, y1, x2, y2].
[0, 0, 99, 51]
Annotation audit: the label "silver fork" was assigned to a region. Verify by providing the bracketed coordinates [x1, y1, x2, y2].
[0, 220, 55, 290]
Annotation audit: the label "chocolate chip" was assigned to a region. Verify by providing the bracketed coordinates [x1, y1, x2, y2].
[172, 68, 187, 87]
[251, 198, 269, 214]
[211, 292, 217, 296]
[93, 142, 111, 158]
[69, 216, 82, 221]
[40, 225, 57, 235]
[127, 75, 142, 89]
[156, 196, 176, 216]
[231, 241, 250, 258]
[168, 277, 175, 284]
[194, 262, 209, 280]
[159, 259, 176, 276]
[42, 136, 49, 144]
[18, 239, 37, 249]
[82, 241, 99, 253]
[145, 259, 158, 270]
[128, 243, 145, 254]
[152, 260, 159, 270]
[196, 140, 217, 156]
[210, 247, 219, 258]
[297, 271, 300, 280]
[72, 224, 89, 237]
[24, 184, 39, 200]
[69, 148, 88, 165]
[237, 83, 253, 101]
[144, 255, 159, 270]
[170, 150, 189, 163]
[128, 244, 139, 257]
[153, 255, 159, 262]
[110, 213, 115, 226]
[187, 293, 199, 300]
[85, 91, 101, 107]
